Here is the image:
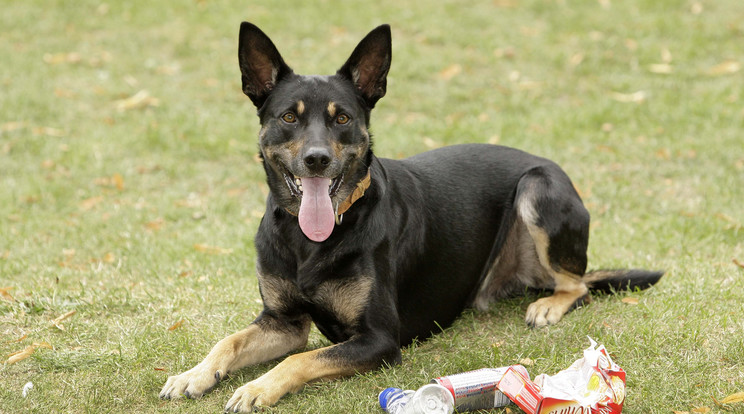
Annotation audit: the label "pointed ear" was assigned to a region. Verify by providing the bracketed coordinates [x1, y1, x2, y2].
[337, 24, 392, 108]
[238, 22, 293, 108]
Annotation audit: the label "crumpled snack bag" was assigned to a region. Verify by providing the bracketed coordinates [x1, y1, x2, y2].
[497, 338, 626, 414]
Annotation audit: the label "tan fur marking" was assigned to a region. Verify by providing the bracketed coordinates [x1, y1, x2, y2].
[296, 100, 305, 115]
[327, 101, 336, 117]
[257, 270, 304, 311]
[225, 345, 360, 410]
[517, 189, 589, 327]
[159, 319, 310, 400]
[314, 276, 373, 326]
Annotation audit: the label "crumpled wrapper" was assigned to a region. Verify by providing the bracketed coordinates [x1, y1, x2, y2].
[497, 338, 626, 414]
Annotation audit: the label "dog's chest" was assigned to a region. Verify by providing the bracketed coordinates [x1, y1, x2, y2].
[257, 271, 373, 341]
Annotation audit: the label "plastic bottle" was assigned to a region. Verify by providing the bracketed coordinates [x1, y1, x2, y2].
[379, 383, 455, 414]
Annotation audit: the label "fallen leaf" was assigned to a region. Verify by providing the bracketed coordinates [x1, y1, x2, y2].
[193, 244, 233, 255]
[79, 196, 104, 211]
[621, 297, 639, 305]
[1, 121, 27, 132]
[673, 411, 690, 414]
[692, 407, 710, 413]
[649, 63, 673, 74]
[114, 90, 160, 111]
[112, 173, 125, 191]
[32, 126, 66, 137]
[611, 90, 647, 103]
[706, 61, 741, 76]
[154, 367, 166, 371]
[50, 310, 77, 330]
[519, 357, 535, 366]
[5, 342, 52, 364]
[168, 319, 184, 331]
[102, 252, 116, 263]
[6, 334, 27, 343]
[422, 137, 440, 149]
[437, 64, 462, 81]
[733, 259, 744, 269]
[721, 392, 744, 404]
[0, 287, 15, 301]
[43, 52, 81, 65]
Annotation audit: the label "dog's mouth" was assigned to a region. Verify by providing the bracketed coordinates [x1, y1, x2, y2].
[281, 166, 344, 242]
[282, 169, 344, 200]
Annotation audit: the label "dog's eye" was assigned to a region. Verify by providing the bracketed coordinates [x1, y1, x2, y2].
[336, 114, 350, 125]
[281, 112, 297, 123]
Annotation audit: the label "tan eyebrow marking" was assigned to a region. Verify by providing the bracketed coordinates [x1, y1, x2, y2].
[327, 101, 336, 117]
[296, 100, 305, 115]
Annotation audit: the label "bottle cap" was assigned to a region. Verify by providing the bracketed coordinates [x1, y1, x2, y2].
[378, 387, 402, 410]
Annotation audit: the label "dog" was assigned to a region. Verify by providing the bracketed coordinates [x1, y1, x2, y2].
[160, 23, 663, 412]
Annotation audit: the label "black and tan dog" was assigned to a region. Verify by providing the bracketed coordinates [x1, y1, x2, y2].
[160, 23, 662, 412]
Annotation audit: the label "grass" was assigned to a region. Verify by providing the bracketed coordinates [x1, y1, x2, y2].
[1, 0, 743, 413]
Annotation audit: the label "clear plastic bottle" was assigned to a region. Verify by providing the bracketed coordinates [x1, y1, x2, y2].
[379, 384, 455, 414]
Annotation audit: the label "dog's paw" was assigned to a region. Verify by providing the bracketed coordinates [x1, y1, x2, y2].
[159, 364, 225, 400]
[224, 379, 283, 413]
[525, 296, 568, 328]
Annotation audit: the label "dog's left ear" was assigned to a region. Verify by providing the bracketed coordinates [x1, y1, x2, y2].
[337, 24, 392, 108]
[238, 22, 293, 108]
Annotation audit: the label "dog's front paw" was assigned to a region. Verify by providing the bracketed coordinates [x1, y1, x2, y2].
[159, 364, 225, 400]
[224, 379, 284, 413]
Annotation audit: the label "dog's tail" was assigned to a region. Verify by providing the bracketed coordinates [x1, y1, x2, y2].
[583, 269, 664, 293]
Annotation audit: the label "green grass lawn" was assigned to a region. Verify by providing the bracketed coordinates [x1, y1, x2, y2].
[2, 0, 743, 412]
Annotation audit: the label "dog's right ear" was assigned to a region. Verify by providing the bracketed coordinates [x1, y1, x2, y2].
[238, 22, 293, 108]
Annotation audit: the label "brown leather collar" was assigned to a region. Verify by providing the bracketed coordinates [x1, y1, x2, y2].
[335, 169, 371, 216]
[284, 169, 372, 221]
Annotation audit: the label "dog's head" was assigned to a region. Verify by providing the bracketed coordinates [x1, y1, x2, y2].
[238, 23, 391, 242]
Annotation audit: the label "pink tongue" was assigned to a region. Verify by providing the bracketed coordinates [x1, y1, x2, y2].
[298, 177, 335, 242]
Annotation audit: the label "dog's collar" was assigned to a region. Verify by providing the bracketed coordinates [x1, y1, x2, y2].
[284, 169, 372, 223]
[335, 169, 371, 217]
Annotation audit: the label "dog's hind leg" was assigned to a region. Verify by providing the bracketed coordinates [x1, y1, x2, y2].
[515, 165, 592, 327]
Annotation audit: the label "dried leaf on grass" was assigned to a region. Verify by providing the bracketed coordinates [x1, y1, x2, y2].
[168, 319, 184, 331]
[621, 297, 639, 305]
[43, 52, 82, 65]
[79, 196, 104, 211]
[705, 61, 741, 76]
[50, 310, 77, 330]
[721, 392, 744, 404]
[194, 244, 233, 255]
[611, 90, 647, 103]
[95, 174, 125, 191]
[7, 334, 28, 343]
[649, 63, 673, 74]
[0, 286, 15, 301]
[733, 258, 744, 269]
[5, 342, 53, 364]
[115, 90, 160, 111]
[692, 407, 710, 413]
[437, 64, 462, 81]
[519, 357, 535, 366]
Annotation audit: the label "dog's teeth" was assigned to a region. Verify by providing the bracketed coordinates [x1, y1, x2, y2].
[295, 178, 301, 186]
[297, 185, 303, 192]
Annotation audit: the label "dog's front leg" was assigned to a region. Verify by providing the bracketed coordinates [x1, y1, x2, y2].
[224, 335, 400, 412]
[159, 314, 310, 400]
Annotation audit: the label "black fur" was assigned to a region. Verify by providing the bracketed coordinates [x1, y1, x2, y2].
[160, 24, 664, 410]
[244, 21, 662, 363]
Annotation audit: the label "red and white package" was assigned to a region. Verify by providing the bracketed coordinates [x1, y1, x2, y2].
[497, 338, 626, 414]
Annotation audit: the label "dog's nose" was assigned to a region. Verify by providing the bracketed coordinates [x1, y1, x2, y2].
[303, 147, 332, 173]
